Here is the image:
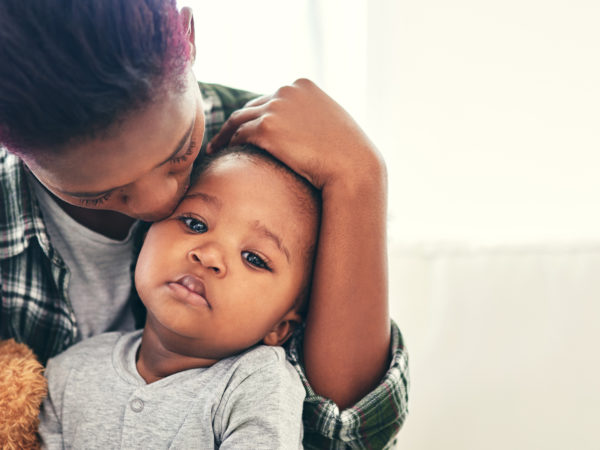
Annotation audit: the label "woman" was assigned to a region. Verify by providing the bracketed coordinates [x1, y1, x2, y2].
[0, 1, 408, 446]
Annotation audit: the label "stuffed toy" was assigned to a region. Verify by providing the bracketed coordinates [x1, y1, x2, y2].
[0, 339, 48, 450]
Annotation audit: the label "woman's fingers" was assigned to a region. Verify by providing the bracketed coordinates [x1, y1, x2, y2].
[243, 94, 270, 108]
[226, 117, 269, 149]
[206, 103, 268, 153]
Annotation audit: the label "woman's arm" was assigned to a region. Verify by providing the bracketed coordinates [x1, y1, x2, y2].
[208, 79, 390, 408]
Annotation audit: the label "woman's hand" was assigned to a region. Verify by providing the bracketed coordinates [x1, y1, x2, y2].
[207, 78, 384, 190]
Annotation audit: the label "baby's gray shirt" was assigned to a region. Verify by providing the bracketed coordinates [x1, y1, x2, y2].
[39, 330, 305, 449]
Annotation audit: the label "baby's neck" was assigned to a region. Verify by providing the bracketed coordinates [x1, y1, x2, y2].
[136, 327, 218, 384]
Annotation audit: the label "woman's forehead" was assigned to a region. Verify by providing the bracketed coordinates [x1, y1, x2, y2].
[24, 82, 201, 193]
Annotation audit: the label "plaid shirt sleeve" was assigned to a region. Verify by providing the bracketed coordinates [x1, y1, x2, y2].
[285, 320, 409, 449]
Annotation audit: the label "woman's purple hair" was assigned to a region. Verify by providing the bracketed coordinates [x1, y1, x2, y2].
[0, 0, 191, 155]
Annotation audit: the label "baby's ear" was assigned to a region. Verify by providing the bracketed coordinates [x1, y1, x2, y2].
[262, 311, 302, 347]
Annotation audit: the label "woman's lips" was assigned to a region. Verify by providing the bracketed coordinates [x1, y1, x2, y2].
[167, 275, 210, 308]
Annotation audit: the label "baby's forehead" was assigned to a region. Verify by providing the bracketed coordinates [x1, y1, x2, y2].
[196, 152, 316, 213]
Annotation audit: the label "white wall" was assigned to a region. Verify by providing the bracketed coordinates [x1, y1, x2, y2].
[368, 0, 600, 243]
[389, 242, 600, 449]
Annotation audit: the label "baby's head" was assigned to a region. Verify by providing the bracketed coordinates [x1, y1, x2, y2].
[135, 145, 320, 361]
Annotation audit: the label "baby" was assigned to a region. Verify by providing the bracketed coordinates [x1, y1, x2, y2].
[39, 145, 320, 449]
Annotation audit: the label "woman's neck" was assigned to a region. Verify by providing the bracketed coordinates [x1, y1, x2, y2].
[51, 195, 136, 240]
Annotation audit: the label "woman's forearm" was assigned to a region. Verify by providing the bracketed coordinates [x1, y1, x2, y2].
[303, 154, 390, 409]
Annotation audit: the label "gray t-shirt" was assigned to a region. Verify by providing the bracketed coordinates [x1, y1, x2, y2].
[39, 331, 305, 449]
[29, 174, 137, 340]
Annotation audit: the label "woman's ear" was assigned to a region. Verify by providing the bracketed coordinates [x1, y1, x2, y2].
[262, 311, 303, 347]
[180, 7, 196, 63]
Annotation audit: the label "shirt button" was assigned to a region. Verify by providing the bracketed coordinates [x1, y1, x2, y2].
[130, 398, 144, 413]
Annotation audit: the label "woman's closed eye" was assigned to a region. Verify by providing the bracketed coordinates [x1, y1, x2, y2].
[242, 251, 272, 271]
[178, 215, 208, 233]
[169, 139, 196, 164]
[79, 191, 113, 206]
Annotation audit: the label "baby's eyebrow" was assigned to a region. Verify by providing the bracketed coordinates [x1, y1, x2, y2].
[182, 192, 222, 209]
[252, 221, 290, 263]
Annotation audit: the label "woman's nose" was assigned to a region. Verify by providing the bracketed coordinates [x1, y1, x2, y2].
[122, 172, 181, 220]
[188, 244, 227, 277]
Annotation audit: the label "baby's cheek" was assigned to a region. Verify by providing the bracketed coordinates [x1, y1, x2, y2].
[134, 250, 156, 297]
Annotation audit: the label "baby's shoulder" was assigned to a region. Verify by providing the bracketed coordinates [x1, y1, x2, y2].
[233, 345, 287, 371]
[47, 331, 126, 372]
[225, 346, 301, 390]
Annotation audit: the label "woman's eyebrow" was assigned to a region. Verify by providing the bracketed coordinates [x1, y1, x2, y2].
[60, 119, 196, 198]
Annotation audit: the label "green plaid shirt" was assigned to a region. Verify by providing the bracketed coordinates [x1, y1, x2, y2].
[0, 82, 409, 449]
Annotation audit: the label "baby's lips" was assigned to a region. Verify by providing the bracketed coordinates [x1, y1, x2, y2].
[177, 274, 206, 298]
[168, 274, 211, 309]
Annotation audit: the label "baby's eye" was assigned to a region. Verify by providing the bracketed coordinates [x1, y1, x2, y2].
[178, 216, 207, 234]
[242, 251, 271, 271]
